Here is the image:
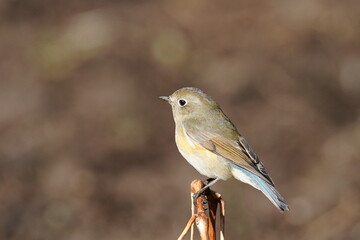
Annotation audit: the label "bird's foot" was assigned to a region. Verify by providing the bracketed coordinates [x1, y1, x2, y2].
[192, 189, 205, 206]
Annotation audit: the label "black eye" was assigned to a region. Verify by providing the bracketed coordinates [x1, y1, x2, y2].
[178, 99, 187, 106]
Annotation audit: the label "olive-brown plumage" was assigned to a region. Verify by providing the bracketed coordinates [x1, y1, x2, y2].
[160, 87, 289, 212]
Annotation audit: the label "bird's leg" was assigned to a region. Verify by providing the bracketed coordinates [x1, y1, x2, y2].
[193, 178, 220, 205]
[207, 178, 216, 184]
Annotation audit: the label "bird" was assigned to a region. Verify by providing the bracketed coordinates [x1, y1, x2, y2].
[160, 87, 289, 212]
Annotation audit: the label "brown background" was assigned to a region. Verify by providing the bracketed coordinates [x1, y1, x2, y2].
[0, 1, 359, 239]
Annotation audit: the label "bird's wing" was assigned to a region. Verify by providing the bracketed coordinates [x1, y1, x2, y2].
[184, 122, 275, 186]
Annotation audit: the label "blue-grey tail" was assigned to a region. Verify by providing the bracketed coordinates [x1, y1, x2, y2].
[255, 176, 289, 212]
[231, 165, 289, 212]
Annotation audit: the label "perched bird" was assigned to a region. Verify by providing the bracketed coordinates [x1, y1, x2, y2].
[160, 87, 289, 212]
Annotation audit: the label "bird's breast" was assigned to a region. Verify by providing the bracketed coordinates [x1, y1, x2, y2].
[175, 125, 232, 180]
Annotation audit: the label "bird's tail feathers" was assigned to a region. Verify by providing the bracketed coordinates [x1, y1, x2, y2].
[231, 165, 289, 212]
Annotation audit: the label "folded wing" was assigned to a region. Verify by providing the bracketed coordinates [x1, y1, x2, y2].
[184, 122, 275, 186]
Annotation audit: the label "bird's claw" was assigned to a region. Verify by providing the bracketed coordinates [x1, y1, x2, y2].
[192, 191, 207, 206]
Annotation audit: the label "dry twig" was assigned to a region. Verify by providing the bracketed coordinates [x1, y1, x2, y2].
[178, 179, 225, 240]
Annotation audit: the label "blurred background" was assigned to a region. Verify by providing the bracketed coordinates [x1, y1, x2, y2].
[0, 0, 359, 239]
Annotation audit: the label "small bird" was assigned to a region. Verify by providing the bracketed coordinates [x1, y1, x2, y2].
[160, 87, 289, 212]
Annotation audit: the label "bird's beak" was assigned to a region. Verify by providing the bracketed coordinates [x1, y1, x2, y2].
[159, 96, 171, 103]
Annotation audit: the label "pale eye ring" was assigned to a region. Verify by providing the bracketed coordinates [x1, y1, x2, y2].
[178, 99, 187, 107]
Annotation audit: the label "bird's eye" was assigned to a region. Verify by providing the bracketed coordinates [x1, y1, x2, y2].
[178, 99, 187, 107]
